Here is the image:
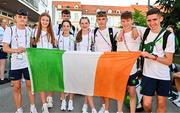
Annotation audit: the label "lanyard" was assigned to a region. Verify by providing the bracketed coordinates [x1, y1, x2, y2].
[122, 30, 131, 52]
[98, 30, 111, 47]
[80, 31, 90, 51]
[14, 27, 28, 48]
[40, 32, 50, 48]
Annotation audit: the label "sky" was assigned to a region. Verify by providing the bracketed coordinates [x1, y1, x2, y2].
[59, 0, 158, 6]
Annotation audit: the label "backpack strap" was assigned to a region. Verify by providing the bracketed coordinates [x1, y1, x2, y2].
[108, 28, 117, 51]
[141, 27, 150, 51]
[90, 27, 98, 51]
[71, 25, 76, 35]
[162, 30, 171, 50]
[58, 24, 62, 35]
[93, 27, 99, 43]
[139, 27, 150, 70]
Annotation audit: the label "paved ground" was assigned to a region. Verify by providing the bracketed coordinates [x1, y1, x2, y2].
[0, 82, 180, 113]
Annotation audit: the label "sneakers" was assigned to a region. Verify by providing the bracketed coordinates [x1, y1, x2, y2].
[92, 108, 97, 113]
[15, 108, 23, 113]
[173, 98, 180, 107]
[98, 107, 105, 113]
[47, 96, 53, 108]
[174, 101, 180, 107]
[82, 104, 88, 113]
[173, 97, 180, 103]
[68, 100, 74, 111]
[61, 100, 67, 111]
[30, 105, 38, 113]
[42, 103, 49, 113]
[104, 111, 109, 113]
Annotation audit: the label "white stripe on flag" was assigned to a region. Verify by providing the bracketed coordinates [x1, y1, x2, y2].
[63, 51, 103, 96]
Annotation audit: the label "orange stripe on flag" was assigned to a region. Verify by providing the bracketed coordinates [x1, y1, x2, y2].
[94, 51, 141, 101]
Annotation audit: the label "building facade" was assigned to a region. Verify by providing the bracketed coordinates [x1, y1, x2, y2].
[0, 0, 54, 25]
[52, 1, 148, 28]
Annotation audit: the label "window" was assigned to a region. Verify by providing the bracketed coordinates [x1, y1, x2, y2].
[108, 9, 112, 14]
[57, 5, 62, 9]
[116, 10, 120, 14]
[74, 5, 79, 9]
[74, 13, 79, 20]
[66, 6, 70, 9]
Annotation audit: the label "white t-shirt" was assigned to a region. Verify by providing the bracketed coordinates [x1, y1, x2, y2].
[93, 27, 118, 52]
[2, 26, 31, 70]
[58, 34, 75, 51]
[0, 26, 5, 45]
[143, 30, 175, 80]
[76, 30, 93, 52]
[116, 31, 141, 75]
[36, 31, 55, 49]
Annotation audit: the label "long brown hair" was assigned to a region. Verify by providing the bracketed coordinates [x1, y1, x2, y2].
[76, 17, 90, 43]
[35, 12, 55, 45]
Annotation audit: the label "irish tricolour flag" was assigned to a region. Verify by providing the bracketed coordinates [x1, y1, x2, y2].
[26, 48, 140, 101]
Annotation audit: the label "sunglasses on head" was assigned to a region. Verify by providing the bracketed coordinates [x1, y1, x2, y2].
[16, 9, 28, 16]
[97, 11, 106, 15]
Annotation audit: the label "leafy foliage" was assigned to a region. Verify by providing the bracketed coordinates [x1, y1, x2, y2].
[133, 9, 147, 27]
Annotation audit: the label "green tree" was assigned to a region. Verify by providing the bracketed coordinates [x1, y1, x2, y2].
[155, 0, 180, 27]
[155, 0, 180, 52]
[133, 9, 147, 27]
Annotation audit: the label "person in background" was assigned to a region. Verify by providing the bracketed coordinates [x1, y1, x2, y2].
[0, 19, 8, 83]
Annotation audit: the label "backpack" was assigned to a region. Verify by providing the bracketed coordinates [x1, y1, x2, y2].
[140, 27, 177, 70]
[91, 27, 117, 51]
[58, 24, 76, 36]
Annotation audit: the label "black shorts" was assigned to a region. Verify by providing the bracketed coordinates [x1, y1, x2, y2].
[9, 68, 30, 81]
[140, 76, 171, 97]
[0, 46, 7, 59]
[127, 72, 139, 86]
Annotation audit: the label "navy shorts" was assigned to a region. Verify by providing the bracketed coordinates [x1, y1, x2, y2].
[9, 68, 30, 81]
[140, 76, 171, 97]
[127, 72, 139, 86]
[0, 46, 7, 59]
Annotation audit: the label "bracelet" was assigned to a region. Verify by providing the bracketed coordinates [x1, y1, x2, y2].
[153, 55, 158, 60]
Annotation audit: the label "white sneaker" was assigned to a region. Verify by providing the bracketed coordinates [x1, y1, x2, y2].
[98, 107, 105, 113]
[68, 100, 74, 111]
[42, 103, 49, 113]
[92, 108, 97, 113]
[15, 108, 23, 113]
[47, 96, 53, 108]
[173, 97, 180, 103]
[136, 102, 142, 109]
[175, 102, 180, 107]
[30, 106, 38, 113]
[104, 111, 109, 113]
[61, 100, 67, 111]
[82, 104, 88, 113]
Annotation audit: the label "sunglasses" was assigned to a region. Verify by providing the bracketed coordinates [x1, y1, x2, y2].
[16, 9, 28, 16]
[97, 11, 107, 15]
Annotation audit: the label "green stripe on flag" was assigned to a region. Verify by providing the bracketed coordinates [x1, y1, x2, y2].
[26, 48, 65, 92]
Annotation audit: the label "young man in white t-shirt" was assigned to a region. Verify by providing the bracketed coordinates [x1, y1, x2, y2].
[116, 11, 141, 113]
[141, 8, 175, 113]
[2, 8, 38, 113]
[93, 10, 118, 113]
